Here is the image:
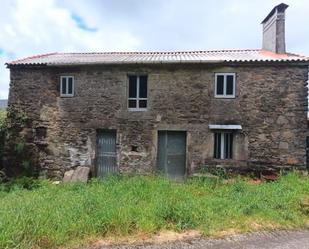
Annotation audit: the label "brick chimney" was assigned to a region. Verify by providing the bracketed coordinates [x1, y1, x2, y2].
[261, 3, 289, 54]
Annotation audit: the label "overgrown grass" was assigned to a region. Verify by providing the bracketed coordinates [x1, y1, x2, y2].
[0, 173, 309, 248]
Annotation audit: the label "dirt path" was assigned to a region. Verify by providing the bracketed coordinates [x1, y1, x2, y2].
[89, 230, 309, 249]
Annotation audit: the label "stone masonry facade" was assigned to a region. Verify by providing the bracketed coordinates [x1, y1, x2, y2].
[5, 63, 308, 178]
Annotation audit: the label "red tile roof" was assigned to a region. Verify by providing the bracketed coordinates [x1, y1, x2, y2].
[6, 49, 309, 67]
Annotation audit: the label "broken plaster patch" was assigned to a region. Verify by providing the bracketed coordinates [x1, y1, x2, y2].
[66, 136, 93, 167]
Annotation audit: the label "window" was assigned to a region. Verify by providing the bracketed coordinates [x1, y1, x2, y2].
[215, 73, 236, 98]
[60, 76, 74, 97]
[214, 132, 233, 159]
[128, 75, 148, 110]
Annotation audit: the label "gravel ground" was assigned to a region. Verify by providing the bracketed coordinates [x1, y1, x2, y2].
[90, 230, 309, 249]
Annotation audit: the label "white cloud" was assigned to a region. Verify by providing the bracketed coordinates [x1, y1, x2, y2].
[0, 56, 9, 99]
[0, 0, 141, 98]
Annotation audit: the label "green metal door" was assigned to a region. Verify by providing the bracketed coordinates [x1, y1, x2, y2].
[157, 131, 186, 179]
[96, 130, 117, 177]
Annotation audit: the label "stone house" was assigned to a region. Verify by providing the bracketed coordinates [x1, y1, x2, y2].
[4, 3, 309, 179]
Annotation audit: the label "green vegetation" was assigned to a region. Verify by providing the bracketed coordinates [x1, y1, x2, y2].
[0, 110, 6, 130]
[0, 110, 6, 176]
[14, 138, 25, 155]
[0, 173, 309, 248]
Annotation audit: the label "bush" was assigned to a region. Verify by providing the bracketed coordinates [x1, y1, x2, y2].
[0, 176, 42, 192]
[0, 110, 6, 175]
[198, 166, 228, 179]
[0, 110, 6, 130]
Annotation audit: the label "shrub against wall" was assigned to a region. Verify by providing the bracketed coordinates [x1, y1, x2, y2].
[3, 103, 42, 177]
[0, 110, 6, 157]
[0, 110, 7, 179]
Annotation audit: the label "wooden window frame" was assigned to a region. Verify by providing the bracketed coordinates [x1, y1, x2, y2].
[60, 76, 74, 97]
[128, 75, 148, 111]
[214, 73, 236, 98]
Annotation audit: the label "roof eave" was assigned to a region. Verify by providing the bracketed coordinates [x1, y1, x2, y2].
[6, 63, 48, 69]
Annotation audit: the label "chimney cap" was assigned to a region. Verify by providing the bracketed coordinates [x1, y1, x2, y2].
[261, 3, 289, 24]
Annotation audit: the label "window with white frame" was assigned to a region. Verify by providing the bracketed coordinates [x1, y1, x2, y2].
[215, 73, 236, 98]
[128, 75, 148, 110]
[214, 132, 233, 159]
[60, 76, 74, 97]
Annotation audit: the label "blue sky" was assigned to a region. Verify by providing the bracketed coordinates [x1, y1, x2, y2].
[71, 13, 98, 32]
[0, 0, 308, 99]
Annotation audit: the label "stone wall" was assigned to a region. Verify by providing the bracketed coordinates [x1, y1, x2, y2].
[5, 63, 308, 178]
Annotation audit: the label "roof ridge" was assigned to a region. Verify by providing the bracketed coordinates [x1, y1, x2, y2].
[286, 51, 309, 58]
[7, 52, 58, 65]
[55, 49, 261, 55]
[260, 49, 309, 59]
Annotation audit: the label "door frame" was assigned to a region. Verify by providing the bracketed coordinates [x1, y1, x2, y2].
[95, 129, 118, 177]
[155, 129, 188, 178]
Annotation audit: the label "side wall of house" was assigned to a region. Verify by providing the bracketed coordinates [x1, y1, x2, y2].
[5, 64, 308, 178]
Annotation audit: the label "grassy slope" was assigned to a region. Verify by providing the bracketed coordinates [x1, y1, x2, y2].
[0, 173, 309, 248]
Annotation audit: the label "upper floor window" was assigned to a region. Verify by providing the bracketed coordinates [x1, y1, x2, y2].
[128, 75, 148, 111]
[60, 76, 74, 97]
[215, 73, 236, 98]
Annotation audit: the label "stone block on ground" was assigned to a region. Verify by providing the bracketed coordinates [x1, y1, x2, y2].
[70, 166, 90, 183]
[63, 169, 74, 183]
